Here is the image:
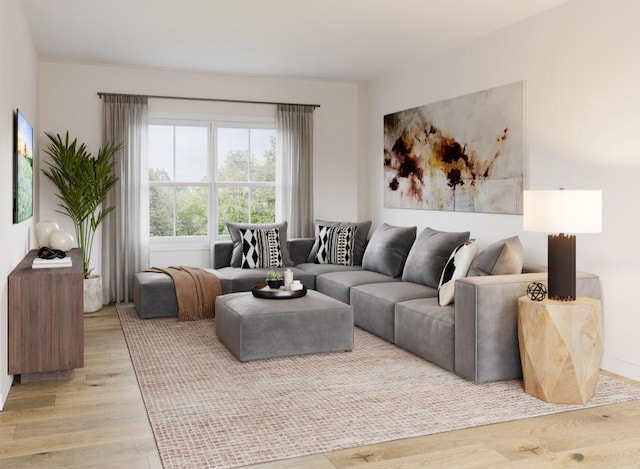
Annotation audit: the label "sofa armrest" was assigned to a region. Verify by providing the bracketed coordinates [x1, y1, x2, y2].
[454, 271, 601, 383]
[212, 241, 233, 269]
[288, 238, 315, 265]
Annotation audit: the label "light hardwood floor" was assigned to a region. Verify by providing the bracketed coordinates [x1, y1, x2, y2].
[2, 305, 640, 468]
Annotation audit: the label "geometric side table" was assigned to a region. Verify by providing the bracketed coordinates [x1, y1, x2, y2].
[517, 296, 603, 404]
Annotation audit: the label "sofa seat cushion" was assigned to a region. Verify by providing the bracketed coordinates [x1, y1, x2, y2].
[295, 262, 362, 277]
[350, 281, 437, 343]
[316, 270, 399, 304]
[214, 267, 314, 294]
[395, 298, 455, 372]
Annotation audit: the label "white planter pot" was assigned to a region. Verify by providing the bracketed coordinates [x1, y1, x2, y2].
[84, 275, 103, 313]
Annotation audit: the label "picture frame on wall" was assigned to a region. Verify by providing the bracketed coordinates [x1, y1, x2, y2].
[383, 81, 525, 215]
[13, 109, 34, 223]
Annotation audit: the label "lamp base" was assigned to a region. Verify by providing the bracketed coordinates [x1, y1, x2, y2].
[547, 233, 576, 301]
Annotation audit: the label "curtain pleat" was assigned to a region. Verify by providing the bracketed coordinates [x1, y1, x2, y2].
[102, 95, 149, 303]
[276, 104, 314, 238]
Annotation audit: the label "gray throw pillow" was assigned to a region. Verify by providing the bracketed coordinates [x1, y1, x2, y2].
[307, 219, 372, 265]
[362, 223, 416, 277]
[402, 227, 471, 288]
[227, 221, 293, 267]
[468, 235, 524, 276]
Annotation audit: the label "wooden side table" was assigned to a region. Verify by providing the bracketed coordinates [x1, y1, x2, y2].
[517, 296, 603, 404]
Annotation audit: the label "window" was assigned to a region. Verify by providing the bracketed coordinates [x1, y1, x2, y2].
[148, 121, 276, 241]
[216, 127, 276, 235]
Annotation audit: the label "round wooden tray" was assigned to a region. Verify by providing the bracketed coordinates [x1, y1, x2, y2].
[251, 283, 307, 299]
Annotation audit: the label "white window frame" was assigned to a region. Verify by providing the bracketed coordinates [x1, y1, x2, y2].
[148, 113, 277, 251]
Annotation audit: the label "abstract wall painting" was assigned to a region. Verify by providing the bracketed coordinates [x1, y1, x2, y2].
[383, 81, 524, 214]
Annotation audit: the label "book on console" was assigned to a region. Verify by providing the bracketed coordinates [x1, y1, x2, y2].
[32, 257, 73, 269]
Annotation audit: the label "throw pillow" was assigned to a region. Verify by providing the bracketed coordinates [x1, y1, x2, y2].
[227, 221, 293, 267]
[362, 223, 416, 277]
[306, 220, 371, 265]
[240, 227, 283, 269]
[315, 225, 355, 266]
[468, 235, 524, 276]
[437, 240, 479, 306]
[402, 227, 471, 288]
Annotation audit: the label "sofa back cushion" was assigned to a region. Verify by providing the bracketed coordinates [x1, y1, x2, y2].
[362, 223, 416, 277]
[468, 235, 523, 276]
[227, 221, 293, 267]
[402, 227, 471, 288]
[307, 219, 371, 265]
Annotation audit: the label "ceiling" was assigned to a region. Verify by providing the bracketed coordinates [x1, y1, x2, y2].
[21, 0, 570, 81]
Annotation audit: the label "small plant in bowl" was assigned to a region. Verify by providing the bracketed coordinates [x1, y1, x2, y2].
[266, 270, 284, 289]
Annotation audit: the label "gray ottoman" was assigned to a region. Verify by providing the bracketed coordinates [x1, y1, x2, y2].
[216, 290, 353, 361]
[133, 272, 178, 318]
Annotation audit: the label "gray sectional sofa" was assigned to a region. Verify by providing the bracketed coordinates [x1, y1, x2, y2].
[133, 220, 602, 383]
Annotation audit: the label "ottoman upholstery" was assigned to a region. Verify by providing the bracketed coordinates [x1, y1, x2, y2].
[216, 290, 353, 361]
[133, 272, 178, 318]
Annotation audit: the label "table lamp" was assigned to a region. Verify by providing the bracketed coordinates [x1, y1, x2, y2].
[523, 189, 602, 301]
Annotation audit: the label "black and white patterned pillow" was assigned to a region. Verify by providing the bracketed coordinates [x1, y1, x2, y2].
[315, 225, 355, 265]
[437, 240, 478, 306]
[240, 228, 283, 269]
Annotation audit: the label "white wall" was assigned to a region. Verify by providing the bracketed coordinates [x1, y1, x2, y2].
[0, 0, 39, 408]
[358, 0, 640, 379]
[39, 63, 358, 269]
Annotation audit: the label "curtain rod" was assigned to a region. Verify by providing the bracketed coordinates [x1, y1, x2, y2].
[97, 92, 320, 109]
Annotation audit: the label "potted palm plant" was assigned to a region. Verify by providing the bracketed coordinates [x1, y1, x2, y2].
[42, 131, 121, 313]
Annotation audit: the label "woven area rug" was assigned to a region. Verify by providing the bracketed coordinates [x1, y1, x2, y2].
[117, 303, 640, 468]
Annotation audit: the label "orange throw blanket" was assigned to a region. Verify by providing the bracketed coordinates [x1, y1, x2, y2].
[147, 266, 222, 321]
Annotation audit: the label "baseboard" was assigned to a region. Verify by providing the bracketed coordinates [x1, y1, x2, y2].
[0, 374, 14, 410]
[602, 355, 640, 382]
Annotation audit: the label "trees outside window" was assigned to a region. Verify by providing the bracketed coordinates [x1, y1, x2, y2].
[149, 122, 276, 240]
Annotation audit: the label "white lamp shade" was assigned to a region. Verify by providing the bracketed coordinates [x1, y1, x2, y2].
[523, 190, 602, 234]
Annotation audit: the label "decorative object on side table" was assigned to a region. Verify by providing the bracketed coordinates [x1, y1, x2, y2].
[523, 189, 602, 301]
[518, 296, 603, 404]
[41, 131, 122, 313]
[265, 270, 283, 289]
[526, 282, 547, 301]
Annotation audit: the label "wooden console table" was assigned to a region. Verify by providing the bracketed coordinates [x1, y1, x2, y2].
[517, 296, 603, 404]
[8, 248, 84, 383]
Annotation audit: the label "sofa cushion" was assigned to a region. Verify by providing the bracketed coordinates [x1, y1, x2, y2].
[315, 225, 355, 266]
[228, 221, 293, 267]
[240, 227, 283, 269]
[316, 270, 399, 304]
[468, 235, 523, 276]
[402, 227, 470, 288]
[295, 262, 362, 276]
[307, 220, 371, 265]
[362, 223, 416, 277]
[350, 281, 436, 343]
[214, 266, 314, 294]
[437, 240, 478, 306]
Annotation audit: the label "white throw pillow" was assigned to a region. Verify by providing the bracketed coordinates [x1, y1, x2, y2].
[437, 241, 478, 306]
